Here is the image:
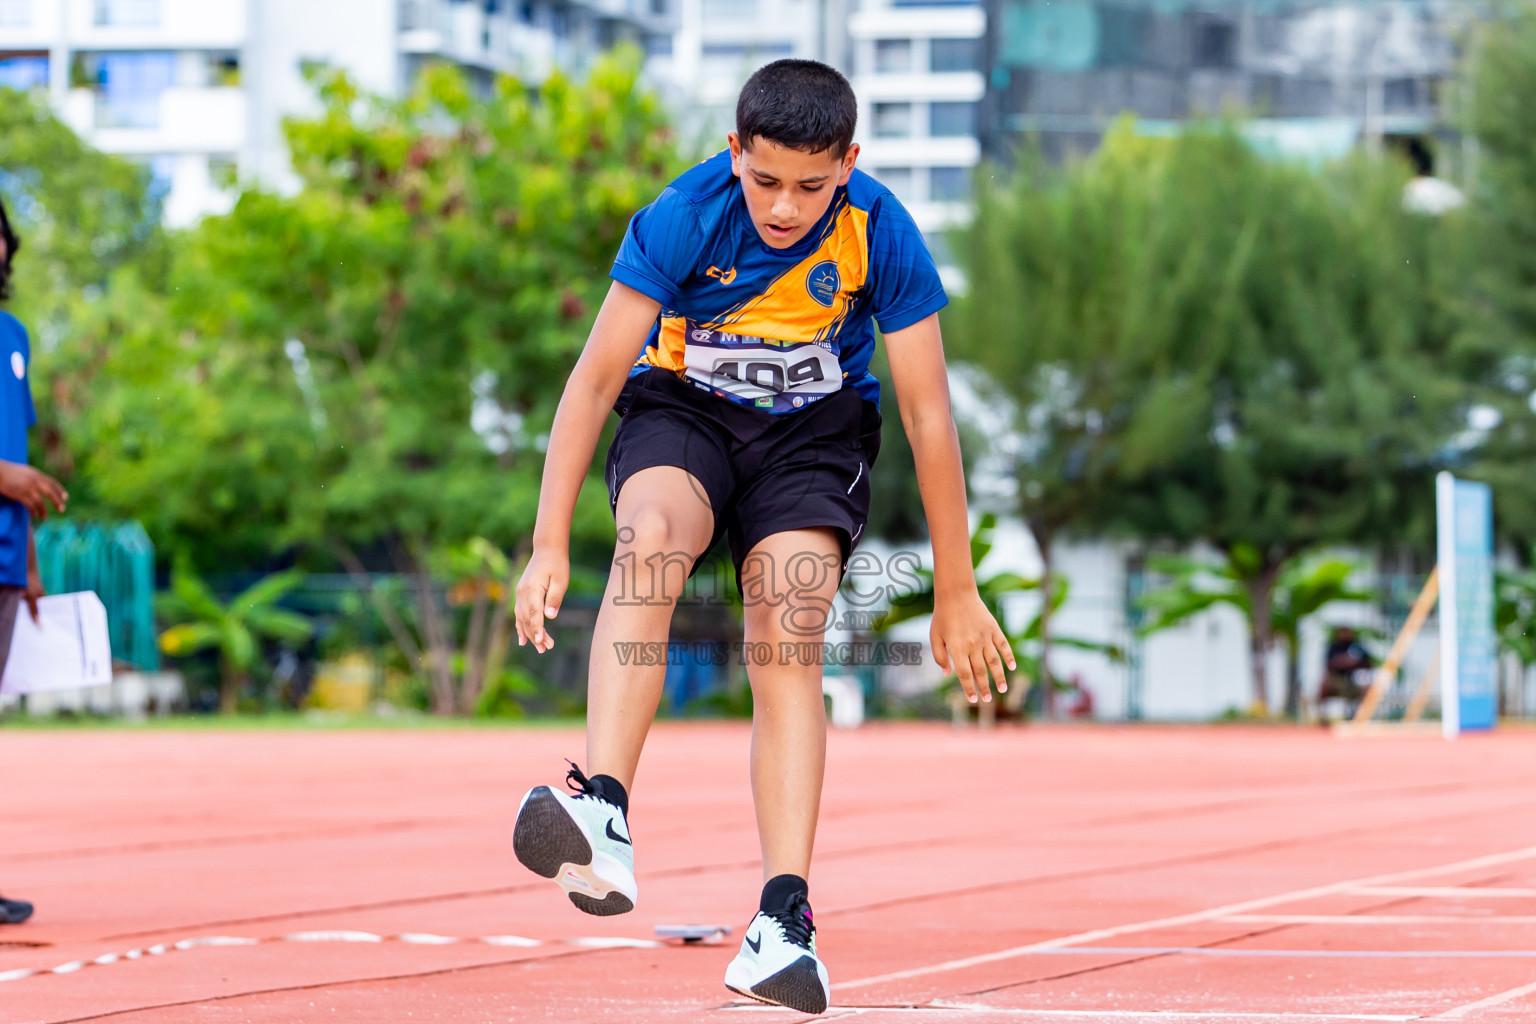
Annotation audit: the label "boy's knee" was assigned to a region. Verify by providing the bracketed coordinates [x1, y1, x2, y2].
[621, 506, 686, 553]
[745, 599, 835, 647]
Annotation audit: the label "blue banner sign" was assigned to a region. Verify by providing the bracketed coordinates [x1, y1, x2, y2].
[1436, 473, 1497, 737]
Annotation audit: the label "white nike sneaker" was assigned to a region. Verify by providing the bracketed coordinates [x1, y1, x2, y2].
[724, 893, 830, 1014]
[513, 763, 637, 916]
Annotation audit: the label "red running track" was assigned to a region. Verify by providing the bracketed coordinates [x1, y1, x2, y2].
[4, 722, 1536, 1023]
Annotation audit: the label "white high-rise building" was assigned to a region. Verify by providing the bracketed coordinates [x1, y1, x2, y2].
[658, 0, 979, 275]
[0, 0, 672, 226]
[848, 0, 982, 278]
[661, 0, 844, 149]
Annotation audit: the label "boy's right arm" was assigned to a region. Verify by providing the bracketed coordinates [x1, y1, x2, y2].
[515, 281, 661, 652]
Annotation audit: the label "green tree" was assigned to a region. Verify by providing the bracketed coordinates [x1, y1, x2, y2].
[77, 52, 680, 712]
[1459, 3, 1536, 551]
[1495, 558, 1536, 694]
[952, 124, 1465, 710]
[1136, 548, 1373, 717]
[946, 137, 1154, 690]
[0, 87, 169, 502]
[159, 567, 313, 713]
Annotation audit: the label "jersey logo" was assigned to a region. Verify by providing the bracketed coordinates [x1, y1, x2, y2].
[706, 265, 737, 285]
[9, 352, 22, 380]
[806, 261, 841, 307]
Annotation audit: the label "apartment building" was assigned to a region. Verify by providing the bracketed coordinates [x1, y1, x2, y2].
[0, 0, 672, 225]
[659, 0, 842, 148]
[979, 0, 1464, 167]
[847, 0, 983, 277]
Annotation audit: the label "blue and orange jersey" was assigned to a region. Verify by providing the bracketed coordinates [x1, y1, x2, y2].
[610, 150, 947, 414]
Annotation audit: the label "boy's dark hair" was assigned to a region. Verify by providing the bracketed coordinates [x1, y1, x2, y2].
[0, 194, 17, 303]
[736, 59, 857, 158]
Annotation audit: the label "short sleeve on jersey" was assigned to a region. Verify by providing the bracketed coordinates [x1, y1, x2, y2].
[611, 187, 705, 307]
[867, 197, 948, 333]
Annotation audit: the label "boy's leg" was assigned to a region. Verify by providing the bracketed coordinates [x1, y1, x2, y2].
[587, 464, 716, 791]
[514, 463, 714, 916]
[724, 527, 839, 1013]
[739, 526, 842, 883]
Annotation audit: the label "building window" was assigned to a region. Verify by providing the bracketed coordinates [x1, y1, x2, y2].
[873, 167, 915, 205]
[1384, 77, 1422, 113]
[702, 42, 794, 59]
[0, 1, 28, 28]
[929, 101, 976, 137]
[75, 52, 177, 129]
[874, 39, 912, 74]
[207, 52, 240, 88]
[872, 102, 911, 138]
[930, 37, 979, 73]
[930, 166, 971, 202]
[646, 34, 673, 56]
[0, 54, 48, 90]
[1192, 19, 1236, 69]
[701, 0, 755, 21]
[925, 232, 953, 268]
[94, 0, 159, 27]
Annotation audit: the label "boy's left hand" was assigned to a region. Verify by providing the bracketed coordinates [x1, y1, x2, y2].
[931, 590, 1015, 704]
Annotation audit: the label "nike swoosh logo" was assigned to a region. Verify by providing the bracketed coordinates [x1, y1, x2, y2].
[745, 932, 761, 954]
[605, 819, 631, 846]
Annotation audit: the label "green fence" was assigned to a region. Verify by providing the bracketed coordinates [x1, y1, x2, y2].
[35, 520, 158, 671]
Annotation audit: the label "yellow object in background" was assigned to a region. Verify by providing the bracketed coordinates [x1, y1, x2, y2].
[306, 652, 374, 712]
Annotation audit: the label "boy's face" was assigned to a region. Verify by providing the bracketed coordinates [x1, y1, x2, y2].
[729, 133, 859, 250]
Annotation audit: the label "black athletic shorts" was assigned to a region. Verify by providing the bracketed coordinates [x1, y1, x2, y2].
[605, 366, 881, 590]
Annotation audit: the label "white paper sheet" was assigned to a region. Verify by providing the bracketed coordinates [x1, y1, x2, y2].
[0, 591, 113, 694]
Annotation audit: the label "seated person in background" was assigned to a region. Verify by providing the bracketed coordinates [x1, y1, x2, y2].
[1318, 626, 1374, 718]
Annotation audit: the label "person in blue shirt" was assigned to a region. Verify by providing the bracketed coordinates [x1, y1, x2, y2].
[508, 60, 1013, 1013]
[0, 196, 69, 927]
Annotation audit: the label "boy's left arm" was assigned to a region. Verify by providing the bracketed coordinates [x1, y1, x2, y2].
[883, 313, 1015, 703]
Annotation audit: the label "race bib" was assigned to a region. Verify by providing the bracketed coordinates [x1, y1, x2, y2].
[682, 323, 841, 413]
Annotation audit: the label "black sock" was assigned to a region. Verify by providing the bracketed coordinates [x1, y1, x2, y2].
[760, 873, 809, 914]
[589, 774, 629, 818]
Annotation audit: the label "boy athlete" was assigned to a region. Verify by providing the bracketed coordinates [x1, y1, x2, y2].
[511, 60, 1013, 1014]
[0, 196, 69, 926]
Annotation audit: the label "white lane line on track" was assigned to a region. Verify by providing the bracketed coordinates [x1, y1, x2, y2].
[0, 931, 663, 984]
[718, 1006, 1418, 1021]
[1222, 915, 1536, 926]
[1022, 947, 1536, 959]
[1349, 887, 1536, 899]
[1431, 978, 1536, 1019]
[833, 844, 1536, 991]
[929, 1008, 1418, 1021]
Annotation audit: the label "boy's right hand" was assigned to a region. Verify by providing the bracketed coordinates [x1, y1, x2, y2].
[0, 463, 67, 521]
[515, 546, 569, 653]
